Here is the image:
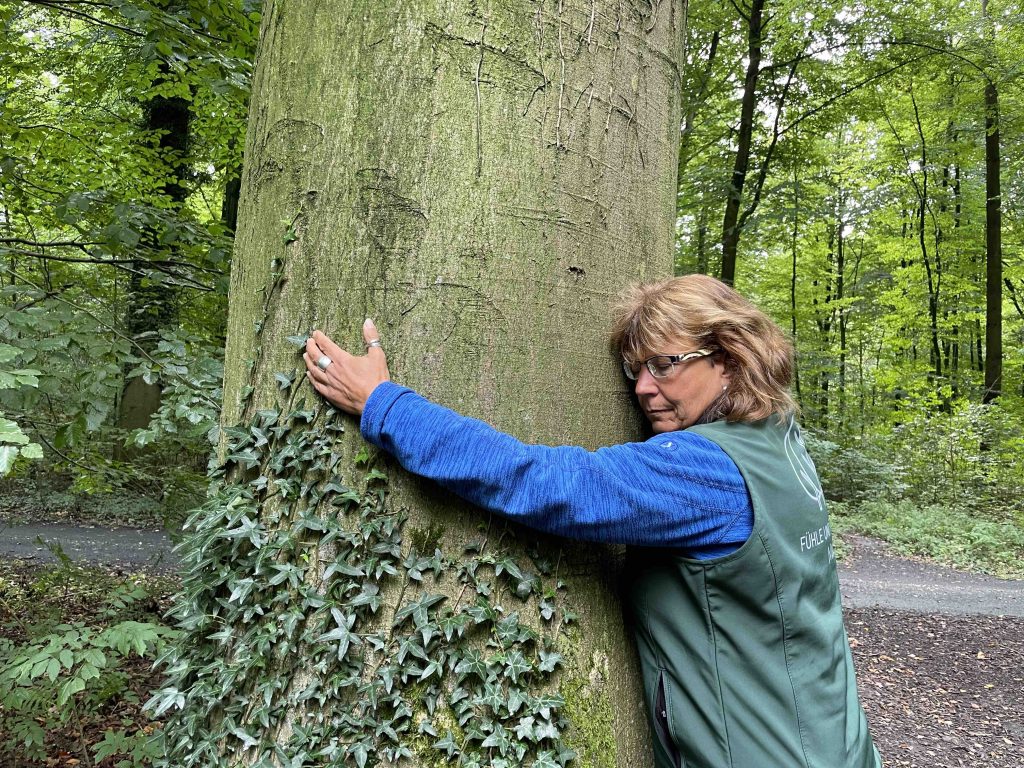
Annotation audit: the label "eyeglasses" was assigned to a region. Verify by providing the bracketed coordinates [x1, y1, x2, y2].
[622, 348, 717, 381]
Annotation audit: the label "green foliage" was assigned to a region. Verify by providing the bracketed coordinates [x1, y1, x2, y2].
[676, 0, 1024, 540]
[830, 500, 1024, 579]
[151, 391, 578, 767]
[0, 558, 177, 765]
[0, 0, 253, 502]
[803, 430, 905, 504]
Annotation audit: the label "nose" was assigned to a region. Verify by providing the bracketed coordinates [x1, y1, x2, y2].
[634, 367, 659, 396]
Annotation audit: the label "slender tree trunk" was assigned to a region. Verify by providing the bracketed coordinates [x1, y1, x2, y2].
[719, 0, 765, 285]
[790, 162, 800, 404]
[695, 195, 709, 274]
[222, 170, 242, 234]
[159, 1, 684, 765]
[836, 211, 846, 428]
[982, 75, 1002, 403]
[114, 62, 190, 451]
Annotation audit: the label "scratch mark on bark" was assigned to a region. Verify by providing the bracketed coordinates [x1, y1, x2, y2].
[475, 23, 486, 178]
[555, 0, 567, 152]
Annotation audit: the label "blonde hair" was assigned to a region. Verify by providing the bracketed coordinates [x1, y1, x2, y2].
[609, 274, 797, 422]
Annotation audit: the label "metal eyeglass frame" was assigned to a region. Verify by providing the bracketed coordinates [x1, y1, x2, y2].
[622, 347, 718, 381]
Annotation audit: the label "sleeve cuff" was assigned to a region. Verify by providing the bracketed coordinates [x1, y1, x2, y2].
[360, 381, 415, 446]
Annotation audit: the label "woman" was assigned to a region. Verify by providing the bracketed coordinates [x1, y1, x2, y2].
[303, 274, 881, 768]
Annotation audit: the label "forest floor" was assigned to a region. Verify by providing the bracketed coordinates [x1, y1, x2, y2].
[0, 524, 1022, 767]
[839, 535, 1023, 768]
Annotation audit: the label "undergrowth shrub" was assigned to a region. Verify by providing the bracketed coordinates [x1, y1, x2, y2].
[829, 500, 1024, 578]
[0, 556, 177, 766]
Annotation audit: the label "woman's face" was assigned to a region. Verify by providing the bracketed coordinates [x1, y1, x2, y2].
[632, 343, 732, 432]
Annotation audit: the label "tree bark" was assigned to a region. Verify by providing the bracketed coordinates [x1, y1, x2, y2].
[159, 1, 684, 765]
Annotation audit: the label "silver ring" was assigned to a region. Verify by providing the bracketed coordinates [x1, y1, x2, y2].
[367, 339, 382, 349]
[316, 354, 332, 371]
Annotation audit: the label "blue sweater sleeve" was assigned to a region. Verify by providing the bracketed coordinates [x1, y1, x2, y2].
[360, 381, 752, 554]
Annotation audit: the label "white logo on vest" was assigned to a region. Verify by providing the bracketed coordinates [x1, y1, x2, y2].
[784, 416, 825, 512]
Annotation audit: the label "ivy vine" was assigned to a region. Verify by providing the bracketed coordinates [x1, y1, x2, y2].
[148, 339, 578, 767]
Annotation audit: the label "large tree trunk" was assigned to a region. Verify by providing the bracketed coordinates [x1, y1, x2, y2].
[156, 1, 683, 766]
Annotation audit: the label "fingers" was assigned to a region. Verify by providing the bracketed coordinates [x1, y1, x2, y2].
[311, 330, 349, 363]
[301, 324, 389, 416]
[303, 352, 328, 382]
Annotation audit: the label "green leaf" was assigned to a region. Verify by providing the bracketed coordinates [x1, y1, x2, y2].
[0, 343, 21, 363]
[58, 676, 86, 705]
[502, 650, 531, 682]
[0, 445, 20, 474]
[433, 731, 460, 757]
[20, 443, 43, 459]
[0, 417, 29, 444]
[532, 751, 560, 768]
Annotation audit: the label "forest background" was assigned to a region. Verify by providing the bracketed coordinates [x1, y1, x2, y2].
[0, 0, 1022, 764]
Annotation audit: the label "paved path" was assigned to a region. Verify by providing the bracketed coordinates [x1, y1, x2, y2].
[0, 522, 178, 572]
[2, 524, 1023, 616]
[837, 534, 1024, 617]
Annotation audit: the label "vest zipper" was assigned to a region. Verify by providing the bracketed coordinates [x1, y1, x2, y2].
[655, 670, 682, 768]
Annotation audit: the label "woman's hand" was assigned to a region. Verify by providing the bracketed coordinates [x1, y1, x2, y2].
[303, 319, 390, 415]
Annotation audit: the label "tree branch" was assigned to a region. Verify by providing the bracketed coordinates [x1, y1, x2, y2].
[737, 57, 798, 231]
[24, 0, 144, 36]
[776, 51, 936, 141]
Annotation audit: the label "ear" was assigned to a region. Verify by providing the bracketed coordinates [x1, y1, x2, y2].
[717, 354, 734, 384]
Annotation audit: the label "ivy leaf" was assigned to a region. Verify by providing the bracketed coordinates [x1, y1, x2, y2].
[480, 722, 510, 752]
[396, 635, 428, 665]
[319, 608, 360, 660]
[538, 649, 563, 673]
[447, 612, 475, 642]
[493, 613, 524, 647]
[379, 665, 397, 694]
[418, 658, 443, 682]
[349, 583, 381, 613]
[393, 593, 446, 629]
[535, 694, 564, 720]
[507, 686, 527, 715]
[539, 599, 555, 621]
[465, 599, 497, 625]
[515, 572, 539, 598]
[495, 556, 522, 581]
[501, 650, 530, 683]
[432, 730, 460, 757]
[513, 715, 536, 741]
[454, 649, 487, 680]
[534, 719, 560, 741]
[480, 681, 504, 713]
[532, 751, 560, 768]
[348, 741, 370, 768]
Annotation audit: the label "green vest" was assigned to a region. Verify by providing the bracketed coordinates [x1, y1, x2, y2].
[625, 416, 881, 768]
